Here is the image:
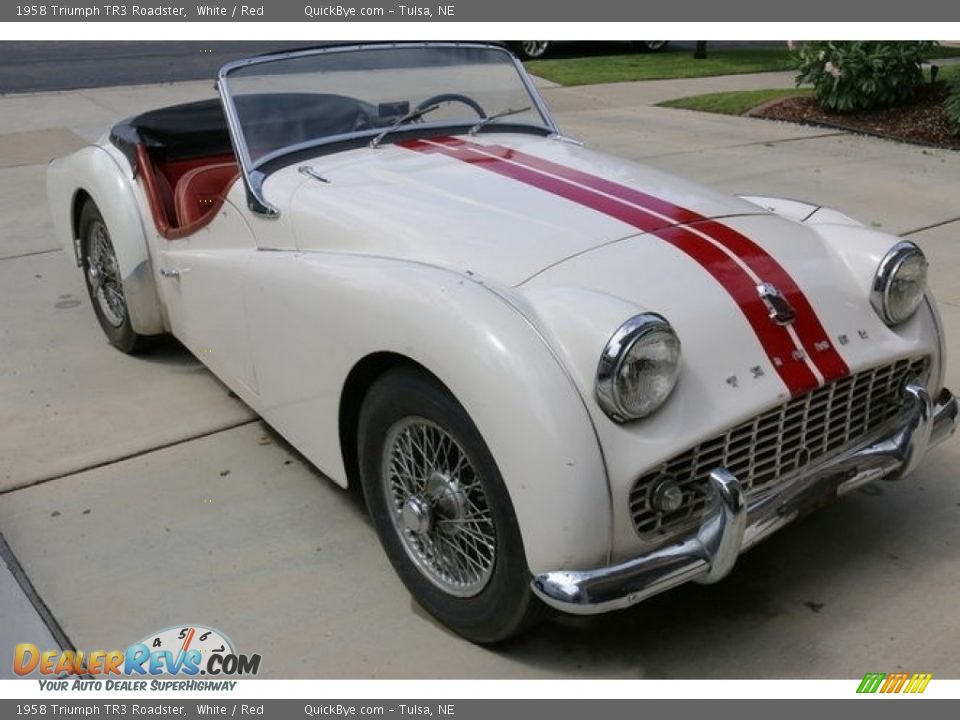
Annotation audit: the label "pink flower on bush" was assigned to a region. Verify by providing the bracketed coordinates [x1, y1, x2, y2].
[824, 61, 842, 78]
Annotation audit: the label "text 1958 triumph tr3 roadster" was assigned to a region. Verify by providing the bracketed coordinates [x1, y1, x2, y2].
[47, 42, 958, 642]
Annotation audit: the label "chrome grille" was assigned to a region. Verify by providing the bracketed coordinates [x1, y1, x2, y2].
[629, 357, 928, 539]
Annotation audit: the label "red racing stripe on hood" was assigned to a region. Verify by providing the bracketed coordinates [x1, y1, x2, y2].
[691, 219, 850, 381]
[431, 136, 850, 385]
[399, 137, 821, 397]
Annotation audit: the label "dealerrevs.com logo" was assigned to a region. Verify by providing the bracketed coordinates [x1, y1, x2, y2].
[14, 625, 261, 690]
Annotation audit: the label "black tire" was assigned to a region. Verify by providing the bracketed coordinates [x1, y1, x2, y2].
[633, 41, 669, 53]
[78, 200, 151, 354]
[513, 41, 552, 60]
[358, 367, 543, 643]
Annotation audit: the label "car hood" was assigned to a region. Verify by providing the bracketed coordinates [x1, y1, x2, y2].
[268, 131, 938, 461]
[280, 133, 766, 286]
[278, 132, 930, 400]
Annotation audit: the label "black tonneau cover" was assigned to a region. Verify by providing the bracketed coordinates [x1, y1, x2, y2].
[110, 93, 378, 167]
[110, 98, 232, 166]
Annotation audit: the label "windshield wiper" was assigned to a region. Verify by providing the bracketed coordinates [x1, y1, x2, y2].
[468, 106, 532, 136]
[369, 103, 441, 149]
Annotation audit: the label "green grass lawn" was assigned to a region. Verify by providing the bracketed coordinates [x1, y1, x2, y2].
[934, 62, 960, 82]
[658, 88, 815, 115]
[525, 48, 799, 86]
[526, 45, 960, 88]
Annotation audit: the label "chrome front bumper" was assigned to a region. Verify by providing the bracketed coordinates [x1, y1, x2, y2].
[532, 384, 959, 615]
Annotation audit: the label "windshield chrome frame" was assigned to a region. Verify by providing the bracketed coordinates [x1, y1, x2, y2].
[216, 42, 560, 217]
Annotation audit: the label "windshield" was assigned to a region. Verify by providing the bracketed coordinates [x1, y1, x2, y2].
[218, 43, 553, 169]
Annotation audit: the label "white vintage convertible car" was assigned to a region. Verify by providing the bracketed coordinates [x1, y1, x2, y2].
[48, 42, 957, 642]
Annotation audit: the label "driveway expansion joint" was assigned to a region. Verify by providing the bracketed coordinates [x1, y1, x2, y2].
[0, 247, 63, 262]
[640, 131, 848, 159]
[902, 217, 960, 237]
[0, 418, 260, 497]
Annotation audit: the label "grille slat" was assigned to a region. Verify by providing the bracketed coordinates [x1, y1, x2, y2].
[629, 357, 928, 539]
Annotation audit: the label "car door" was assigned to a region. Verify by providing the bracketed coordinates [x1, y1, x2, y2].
[157, 192, 259, 397]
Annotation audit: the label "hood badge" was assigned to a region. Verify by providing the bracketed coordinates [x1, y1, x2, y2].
[757, 282, 797, 326]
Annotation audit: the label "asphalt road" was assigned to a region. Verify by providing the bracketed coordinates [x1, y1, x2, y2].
[0, 41, 784, 93]
[0, 41, 308, 94]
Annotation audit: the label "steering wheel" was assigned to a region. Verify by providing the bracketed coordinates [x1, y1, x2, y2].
[415, 93, 487, 119]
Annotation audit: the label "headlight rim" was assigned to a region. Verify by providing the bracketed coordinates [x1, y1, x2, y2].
[596, 313, 681, 422]
[870, 241, 928, 326]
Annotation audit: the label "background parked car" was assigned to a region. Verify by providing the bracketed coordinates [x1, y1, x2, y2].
[509, 40, 669, 59]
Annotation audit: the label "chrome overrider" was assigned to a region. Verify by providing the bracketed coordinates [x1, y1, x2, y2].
[531, 383, 959, 614]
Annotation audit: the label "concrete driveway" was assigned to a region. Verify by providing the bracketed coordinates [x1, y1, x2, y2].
[1, 74, 959, 679]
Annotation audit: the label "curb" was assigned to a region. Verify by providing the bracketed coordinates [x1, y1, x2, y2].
[754, 114, 960, 153]
[744, 93, 810, 117]
[747, 98, 960, 153]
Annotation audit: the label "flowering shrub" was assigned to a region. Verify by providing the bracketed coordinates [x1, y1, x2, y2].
[946, 75, 960, 134]
[795, 41, 935, 113]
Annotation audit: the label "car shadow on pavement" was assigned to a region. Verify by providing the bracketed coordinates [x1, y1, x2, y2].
[486, 472, 952, 678]
[130, 334, 214, 370]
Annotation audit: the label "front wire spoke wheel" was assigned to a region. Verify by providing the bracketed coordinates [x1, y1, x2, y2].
[359, 367, 543, 641]
[382, 418, 496, 597]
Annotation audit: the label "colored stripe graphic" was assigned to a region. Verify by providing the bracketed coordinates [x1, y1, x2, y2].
[857, 672, 932, 694]
[881, 672, 910, 693]
[400, 137, 847, 396]
[857, 673, 886, 693]
[907, 673, 934, 694]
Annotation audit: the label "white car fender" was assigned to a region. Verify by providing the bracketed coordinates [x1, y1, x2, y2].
[807, 221, 946, 394]
[742, 194, 946, 395]
[750, 197, 945, 388]
[46, 144, 165, 336]
[242, 251, 612, 574]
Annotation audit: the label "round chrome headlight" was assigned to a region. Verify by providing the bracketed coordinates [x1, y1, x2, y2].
[870, 241, 928, 326]
[596, 314, 681, 422]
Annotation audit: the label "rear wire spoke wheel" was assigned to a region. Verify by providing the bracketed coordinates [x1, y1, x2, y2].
[358, 367, 544, 643]
[79, 200, 150, 354]
[86, 219, 125, 329]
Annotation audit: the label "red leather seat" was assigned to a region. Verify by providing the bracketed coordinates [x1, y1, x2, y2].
[173, 162, 238, 227]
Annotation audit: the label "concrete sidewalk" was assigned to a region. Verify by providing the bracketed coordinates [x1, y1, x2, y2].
[537, 55, 960, 112]
[1, 70, 958, 679]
